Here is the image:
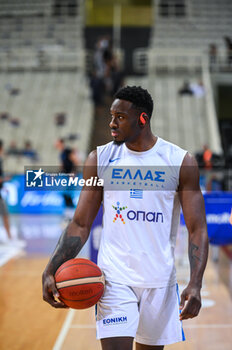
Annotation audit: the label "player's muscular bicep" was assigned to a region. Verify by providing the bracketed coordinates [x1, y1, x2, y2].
[73, 150, 103, 231]
[178, 153, 206, 231]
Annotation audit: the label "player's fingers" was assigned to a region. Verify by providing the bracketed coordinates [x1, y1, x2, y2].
[180, 312, 192, 320]
[44, 274, 60, 297]
[42, 274, 61, 306]
[179, 290, 187, 310]
[51, 283, 60, 299]
[43, 287, 67, 308]
[180, 297, 201, 320]
[52, 300, 69, 309]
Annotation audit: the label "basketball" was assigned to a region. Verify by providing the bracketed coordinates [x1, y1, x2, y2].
[55, 258, 105, 309]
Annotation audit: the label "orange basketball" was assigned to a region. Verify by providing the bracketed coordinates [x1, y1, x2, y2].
[55, 258, 105, 309]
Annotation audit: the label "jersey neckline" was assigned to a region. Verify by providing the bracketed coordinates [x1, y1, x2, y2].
[123, 137, 160, 156]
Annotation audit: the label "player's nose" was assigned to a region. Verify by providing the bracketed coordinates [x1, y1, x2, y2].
[109, 116, 118, 129]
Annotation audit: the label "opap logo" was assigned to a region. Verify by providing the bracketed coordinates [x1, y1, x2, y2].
[112, 202, 127, 224]
[112, 202, 164, 224]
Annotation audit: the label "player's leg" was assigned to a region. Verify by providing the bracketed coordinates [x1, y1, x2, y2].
[136, 343, 164, 350]
[135, 284, 185, 347]
[96, 281, 139, 346]
[101, 336, 134, 350]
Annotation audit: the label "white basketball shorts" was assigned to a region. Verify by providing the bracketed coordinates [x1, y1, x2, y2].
[96, 281, 185, 346]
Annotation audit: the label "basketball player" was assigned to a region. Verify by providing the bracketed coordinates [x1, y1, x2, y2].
[43, 86, 208, 350]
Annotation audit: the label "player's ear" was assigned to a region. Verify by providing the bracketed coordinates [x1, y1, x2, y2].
[139, 112, 148, 126]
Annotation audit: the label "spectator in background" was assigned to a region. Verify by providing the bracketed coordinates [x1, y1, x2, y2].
[10, 117, 20, 127]
[90, 70, 106, 107]
[90, 35, 123, 107]
[224, 36, 232, 67]
[55, 138, 80, 218]
[0, 140, 25, 246]
[203, 144, 213, 169]
[0, 112, 10, 120]
[190, 81, 205, 98]
[178, 81, 193, 96]
[55, 138, 80, 173]
[104, 49, 124, 97]
[94, 36, 111, 79]
[22, 140, 38, 160]
[209, 44, 218, 71]
[7, 141, 20, 156]
[55, 112, 67, 126]
[178, 81, 205, 97]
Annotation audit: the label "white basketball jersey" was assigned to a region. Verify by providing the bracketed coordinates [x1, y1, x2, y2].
[97, 137, 187, 288]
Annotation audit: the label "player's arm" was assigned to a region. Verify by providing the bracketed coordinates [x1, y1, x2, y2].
[178, 153, 208, 320]
[42, 150, 103, 308]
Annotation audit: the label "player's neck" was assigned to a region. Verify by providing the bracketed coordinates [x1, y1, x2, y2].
[125, 132, 157, 152]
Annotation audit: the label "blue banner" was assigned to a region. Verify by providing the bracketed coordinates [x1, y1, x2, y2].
[204, 192, 232, 245]
[3, 176, 232, 246]
[2, 175, 80, 214]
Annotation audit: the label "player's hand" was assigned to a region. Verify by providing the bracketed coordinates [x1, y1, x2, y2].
[179, 285, 201, 320]
[42, 272, 68, 309]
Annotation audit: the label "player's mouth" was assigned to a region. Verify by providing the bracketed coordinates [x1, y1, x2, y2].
[111, 130, 119, 137]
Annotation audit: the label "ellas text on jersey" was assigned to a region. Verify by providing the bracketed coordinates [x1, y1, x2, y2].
[112, 168, 165, 182]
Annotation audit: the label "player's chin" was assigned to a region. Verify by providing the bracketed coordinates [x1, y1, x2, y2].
[113, 138, 125, 145]
[112, 133, 124, 143]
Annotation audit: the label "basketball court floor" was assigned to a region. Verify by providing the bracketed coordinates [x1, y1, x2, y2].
[0, 214, 231, 350]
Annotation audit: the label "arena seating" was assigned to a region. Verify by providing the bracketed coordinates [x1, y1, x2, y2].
[127, 73, 208, 154]
[0, 71, 93, 173]
[0, 0, 93, 174]
[129, 0, 230, 155]
[152, 0, 232, 63]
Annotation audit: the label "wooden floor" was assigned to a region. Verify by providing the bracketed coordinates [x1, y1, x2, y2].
[0, 216, 232, 350]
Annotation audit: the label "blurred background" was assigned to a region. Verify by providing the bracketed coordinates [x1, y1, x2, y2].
[0, 1, 232, 349]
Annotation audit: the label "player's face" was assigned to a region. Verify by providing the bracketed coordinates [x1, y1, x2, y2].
[109, 99, 140, 144]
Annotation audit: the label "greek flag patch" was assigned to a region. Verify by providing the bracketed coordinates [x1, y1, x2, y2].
[130, 189, 143, 199]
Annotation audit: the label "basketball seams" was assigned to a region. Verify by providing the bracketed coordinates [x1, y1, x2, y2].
[60, 288, 104, 303]
[55, 262, 101, 279]
[56, 275, 105, 289]
[57, 281, 104, 290]
[54, 258, 105, 309]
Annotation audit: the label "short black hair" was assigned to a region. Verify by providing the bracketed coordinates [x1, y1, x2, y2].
[0, 140, 3, 149]
[114, 86, 153, 118]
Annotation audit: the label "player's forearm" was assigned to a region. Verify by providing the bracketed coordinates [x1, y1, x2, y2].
[188, 229, 209, 288]
[44, 221, 89, 275]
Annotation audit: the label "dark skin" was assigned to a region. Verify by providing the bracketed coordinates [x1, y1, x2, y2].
[42, 99, 208, 350]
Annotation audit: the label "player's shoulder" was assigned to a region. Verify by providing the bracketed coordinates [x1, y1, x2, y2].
[157, 137, 187, 165]
[97, 141, 123, 165]
[97, 141, 115, 154]
[158, 137, 186, 153]
[86, 141, 117, 167]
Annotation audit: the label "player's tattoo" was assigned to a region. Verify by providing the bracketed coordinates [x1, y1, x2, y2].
[189, 242, 201, 270]
[50, 228, 83, 274]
